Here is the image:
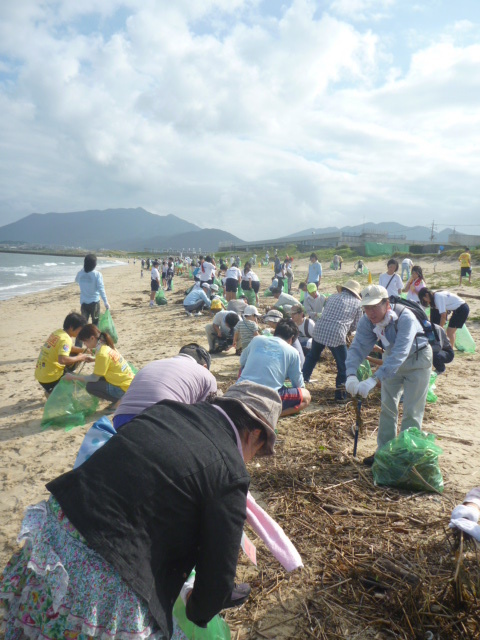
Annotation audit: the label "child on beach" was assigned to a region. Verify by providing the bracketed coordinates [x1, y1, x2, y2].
[403, 265, 426, 303]
[379, 259, 403, 298]
[232, 305, 260, 354]
[65, 324, 134, 406]
[35, 313, 94, 395]
[75, 254, 110, 325]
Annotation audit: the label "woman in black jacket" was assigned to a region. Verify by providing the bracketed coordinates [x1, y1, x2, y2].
[0, 382, 281, 640]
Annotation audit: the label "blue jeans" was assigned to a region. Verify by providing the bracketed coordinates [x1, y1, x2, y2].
[302, 341, 347, 400]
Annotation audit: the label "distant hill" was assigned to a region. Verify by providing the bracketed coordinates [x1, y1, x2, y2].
[284, 222, 455, 243]
[0, 208, 243, 251]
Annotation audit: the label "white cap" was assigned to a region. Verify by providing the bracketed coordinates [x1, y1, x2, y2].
[243, 305, 260, 317]
[201, 282, 211, 289]
[361, 285, 389, 306]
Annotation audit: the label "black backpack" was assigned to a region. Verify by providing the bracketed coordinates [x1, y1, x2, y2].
[388, 295, 439, 346]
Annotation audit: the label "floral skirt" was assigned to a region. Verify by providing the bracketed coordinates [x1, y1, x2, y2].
[0, 498, 187, 640]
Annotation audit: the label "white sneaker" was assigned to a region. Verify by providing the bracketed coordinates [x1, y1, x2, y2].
[195, 311, 203, 316]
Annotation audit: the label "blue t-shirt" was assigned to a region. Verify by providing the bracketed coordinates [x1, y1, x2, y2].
[308, 261, 322, 283]
[238, 335, 304, 390]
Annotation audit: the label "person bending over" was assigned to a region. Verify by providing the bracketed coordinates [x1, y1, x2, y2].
[35, 312, 94, 396]
[345, 285, 432, 466]
[418, 288, 469, 349]
[238, 319, 311, 416]
[65, 324, 134, 406]
[205, 311, 240, 353]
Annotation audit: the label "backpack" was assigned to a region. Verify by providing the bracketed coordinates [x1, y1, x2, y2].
[388, 295, 439, 347]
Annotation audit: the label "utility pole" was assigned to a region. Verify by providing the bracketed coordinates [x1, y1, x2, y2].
[430, 220, 436, 242]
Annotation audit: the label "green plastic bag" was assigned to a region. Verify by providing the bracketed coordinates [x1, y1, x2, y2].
[155, 289, 168, 306]
[189, 269, 194, 279]
[173, 593, 230, 640]
[372, 427, 444, 493]
[362, 266, 369, 275]
[283, 279, 288, 293]
[263, 289, 274, 297]
[330, 261, 335, 270]
[243, 288, 256, 305]
[426, 372, 438, 404]
[455, 324, 476, 353]
[299, 290, 305, 303]
[356, 359, 372, 381]
[98, 310, 118, 344]
[41, 379, 99, 431]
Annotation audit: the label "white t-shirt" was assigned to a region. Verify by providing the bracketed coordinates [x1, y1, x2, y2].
[199, 261, 216, 281]
[242, 270, 259, 282]
[379, 272, 403, 297]
[151, 267, 160, 281]
[434, 292, 465, 314]
[226, 266, 242, 280]
[402, 258, 413, 267]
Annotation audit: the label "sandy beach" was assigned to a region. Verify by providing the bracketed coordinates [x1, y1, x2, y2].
[1, 255, 479, 638]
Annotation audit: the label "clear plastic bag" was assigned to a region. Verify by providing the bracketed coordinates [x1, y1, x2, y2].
[98, 310, 118, 343]
[41, 379, 99, 431]
[372, 427, 444, 493]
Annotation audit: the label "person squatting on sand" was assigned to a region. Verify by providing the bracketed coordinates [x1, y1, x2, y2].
[232, 305, 260, 355]
[205, 310, 240, 353]
[35, 312, 94, 396]
[238, 318, 311, 417]
[112, 343, 216, 431]
[303, 282, 326, 320]
[184, 282, 212, 316]
[65, 324, 134, 406]
[0, 382, 282, 640]
[75, 253, 110, 325]
[345, 285, 433, 466]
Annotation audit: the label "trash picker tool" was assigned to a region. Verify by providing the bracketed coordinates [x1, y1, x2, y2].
[353, 397, 363, 460]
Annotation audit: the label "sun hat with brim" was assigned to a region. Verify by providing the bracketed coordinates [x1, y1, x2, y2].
[336, 279, 362, 299]
[307, 283, 317, 294]
[210, 284, 219, 291]
[201, 282, 211, 289]
[216, 381, 282, 456]
[360, 284, 389, 306]
[243, 305, 260, 317]
[290, 304, 304, 315]
[263, 309, 283, 323]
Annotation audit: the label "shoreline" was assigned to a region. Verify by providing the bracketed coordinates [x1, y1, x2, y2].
[0, 248, 125, 258]
[0, 257, 127, 303]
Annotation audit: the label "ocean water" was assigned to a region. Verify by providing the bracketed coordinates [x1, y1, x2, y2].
[0, 253, 125, 301]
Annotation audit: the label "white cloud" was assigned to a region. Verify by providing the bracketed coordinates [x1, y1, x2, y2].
[0, 0, 479, 238]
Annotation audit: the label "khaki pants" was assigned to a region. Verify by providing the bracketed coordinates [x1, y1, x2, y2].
[378, 346, 432, 449]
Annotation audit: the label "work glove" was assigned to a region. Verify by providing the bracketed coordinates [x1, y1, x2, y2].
[449, 518, 480, 542]
[345, 375, 360, 396]
[180, 572, 195, 605]
[451, 504, 480, 523]
[105, 303, 110, 310]
[357, 377, 378, 398]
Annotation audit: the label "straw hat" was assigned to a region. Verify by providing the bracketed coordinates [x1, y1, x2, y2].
[336, 279, 362, 299]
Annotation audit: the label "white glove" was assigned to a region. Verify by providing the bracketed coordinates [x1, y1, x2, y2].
[357, 377, 378, 398]
[345, 375, 360, 396]
[105, 303, 110, 310]
[451, 504, 480, 523]
[180, 571, 195, 605]
[449, 518, 480, 542]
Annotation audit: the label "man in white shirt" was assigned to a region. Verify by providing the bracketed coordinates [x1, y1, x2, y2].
[149, 260, 160, 307]
[205, 310, 240, 353]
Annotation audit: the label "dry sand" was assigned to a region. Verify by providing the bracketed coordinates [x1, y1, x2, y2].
[0, 255, 479, 637]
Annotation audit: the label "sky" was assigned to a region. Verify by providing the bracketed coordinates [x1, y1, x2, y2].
[1, 0, 480, 241]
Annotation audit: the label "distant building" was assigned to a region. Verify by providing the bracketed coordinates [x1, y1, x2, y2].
[449, 231, 480, 247]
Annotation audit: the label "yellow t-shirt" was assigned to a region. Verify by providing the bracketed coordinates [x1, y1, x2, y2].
[93, 344, 134, 392]
[459, 252, 471, 268]
[35, 329, 72, 383]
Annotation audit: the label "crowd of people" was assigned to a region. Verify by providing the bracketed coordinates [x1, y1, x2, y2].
[3, 247, 476, 640]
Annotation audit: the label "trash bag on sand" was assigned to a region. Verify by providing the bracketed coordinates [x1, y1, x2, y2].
[455, 324, 476, 353]
[426, 372, 438, 403]
[98, 310, 118, 343]
[372, 427, 444, 493]
[155, 289, 168, 305]
[41, 379, 99, 431]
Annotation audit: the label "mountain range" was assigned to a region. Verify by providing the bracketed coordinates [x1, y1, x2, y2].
[0, 208, 242, 252]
